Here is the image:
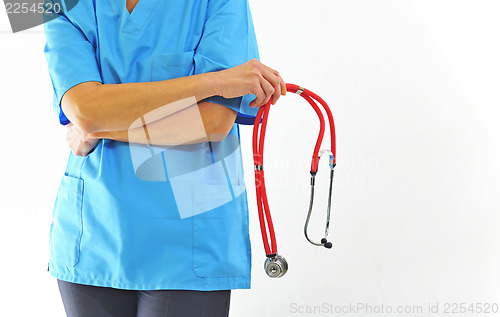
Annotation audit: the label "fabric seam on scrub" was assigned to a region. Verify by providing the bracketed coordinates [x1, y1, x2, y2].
[48, 270, 250, 290]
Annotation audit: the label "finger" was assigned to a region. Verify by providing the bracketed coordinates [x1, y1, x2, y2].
[261, 69, 280, 105]
[249, 99, 256, 108]
[80, 143, 95, 157]
[279, 75, 287, 96]
[76, 148, 88, 157]
[250, 90, 264, 109]
[250, 78, 266, 108]
[262, 65, 286, 96]
[259, 76, 275, 107]
[272, 77, 282, 105]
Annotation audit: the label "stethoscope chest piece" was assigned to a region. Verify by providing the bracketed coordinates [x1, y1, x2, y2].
[264, 254, 288, 278]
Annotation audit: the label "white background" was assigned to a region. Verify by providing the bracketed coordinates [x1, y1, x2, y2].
[1, 0, 499, 316]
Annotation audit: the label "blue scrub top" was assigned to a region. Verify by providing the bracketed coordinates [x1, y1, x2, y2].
[43, 0, 260, 290]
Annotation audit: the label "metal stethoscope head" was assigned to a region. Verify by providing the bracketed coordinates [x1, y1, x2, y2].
[252, 83, 336, 278]
[264, 253, 288, 278]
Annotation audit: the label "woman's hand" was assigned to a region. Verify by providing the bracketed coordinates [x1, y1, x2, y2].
[66, 122, 100, 156]
[214, 59, 287, 108]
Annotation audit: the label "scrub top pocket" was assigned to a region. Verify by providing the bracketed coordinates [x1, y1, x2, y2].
[49, 174, 84, 270]
[191, 185, 251, 278]
[151, 51, 195, 82]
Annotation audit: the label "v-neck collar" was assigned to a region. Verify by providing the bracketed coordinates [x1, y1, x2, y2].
[117, 0, 160, 35]
[125, 0, 139, 14]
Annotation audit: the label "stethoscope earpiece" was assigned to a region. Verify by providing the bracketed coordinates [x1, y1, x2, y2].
[321, 238, 333, 249]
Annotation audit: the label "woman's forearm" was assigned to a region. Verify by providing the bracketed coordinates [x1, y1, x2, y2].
[87, 101, 237, 145]
[62, 72, 219, 134]
[62, 59, 288, 135]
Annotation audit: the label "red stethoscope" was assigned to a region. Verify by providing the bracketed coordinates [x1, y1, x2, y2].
[252, 83, 336, 278]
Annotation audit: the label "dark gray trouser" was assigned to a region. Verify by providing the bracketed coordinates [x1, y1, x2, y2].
[57, 279, 231, 317]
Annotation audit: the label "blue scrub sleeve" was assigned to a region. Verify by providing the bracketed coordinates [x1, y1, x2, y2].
[193, 0, 260, 118]
[43, 1, 102, 125]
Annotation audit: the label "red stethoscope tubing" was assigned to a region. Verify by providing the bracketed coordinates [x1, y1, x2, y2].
[252, 83, 336, 257]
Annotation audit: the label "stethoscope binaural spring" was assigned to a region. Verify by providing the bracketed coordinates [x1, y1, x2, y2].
[251, 83, 336, 278]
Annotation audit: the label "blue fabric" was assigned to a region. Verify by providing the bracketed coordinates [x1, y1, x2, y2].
[235, 113, 261, 125]
[43, 0, 259, 290]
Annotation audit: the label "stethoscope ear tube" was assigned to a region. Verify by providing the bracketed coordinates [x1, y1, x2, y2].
[252, 83, 337, 278]
[305, 149, 335, 248]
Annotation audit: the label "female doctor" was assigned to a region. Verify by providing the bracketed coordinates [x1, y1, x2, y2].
[43, 0, 286, 316]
